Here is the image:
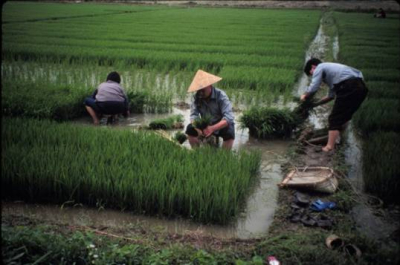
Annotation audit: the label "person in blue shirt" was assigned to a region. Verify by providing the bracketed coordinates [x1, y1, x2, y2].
[185, 70, 235, 150]
[300, 58, 368, 152]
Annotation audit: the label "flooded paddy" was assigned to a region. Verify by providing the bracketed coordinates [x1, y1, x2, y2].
[4, 10, 396, 243]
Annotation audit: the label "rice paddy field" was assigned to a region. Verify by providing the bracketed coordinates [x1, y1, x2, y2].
[2, 1, 323, 225]
[2, 1, 400, 264]
[2, 1, 321, 113]
[1, 1, 400, 228]
[334, 12, 400, 204]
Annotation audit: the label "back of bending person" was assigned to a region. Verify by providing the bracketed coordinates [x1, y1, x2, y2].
[84, 71, 129, 125]
[301, 58, 368, 152]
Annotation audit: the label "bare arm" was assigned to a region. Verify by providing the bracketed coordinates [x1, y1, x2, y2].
[203, 119, 228, 138]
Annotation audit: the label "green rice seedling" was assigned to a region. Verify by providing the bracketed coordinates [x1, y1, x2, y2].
[352, 98, 400, 135]
[240, 107, 296, 139]
[126, 90, 147, 113]
[363, 131, 400, 204]
[291, 96, 318, 123]
[173, 131, 187, 144]
[2, 2, 320, 100]
[1, 79, 90, 120]
[2, 117, 261, 224]
[365, 81, 400, 99]
[333, 11, 400, 205]
[148, 115, 184, 130]
[193, 114, 212, 130]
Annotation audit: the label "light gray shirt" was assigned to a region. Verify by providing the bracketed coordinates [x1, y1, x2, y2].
[306, 62, 364, 98]
[190, 87, 235, 127]
[95, 80, 127, 102]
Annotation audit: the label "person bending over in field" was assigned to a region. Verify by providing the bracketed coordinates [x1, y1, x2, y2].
[185, 69, 235, 150]
[84, 71, 130, 125]
[300, 58, 368, 153]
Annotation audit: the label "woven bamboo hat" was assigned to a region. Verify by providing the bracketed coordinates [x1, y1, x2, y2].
[187, 69, 222, 93]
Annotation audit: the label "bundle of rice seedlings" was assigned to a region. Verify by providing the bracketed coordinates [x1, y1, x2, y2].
[291, 96, 318, 123]
[148, 114, 184, 130]
[193, 114, 212, 130]
[173, 131, 187, 144]
[240, 107, 296, 139]
[127, 91, 147, 113]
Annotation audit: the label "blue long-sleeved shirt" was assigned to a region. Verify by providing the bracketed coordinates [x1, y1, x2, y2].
[306, 62, 364, 98]
[190, 87, 235, 128]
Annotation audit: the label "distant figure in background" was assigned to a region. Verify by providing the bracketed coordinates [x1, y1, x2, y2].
[374, 8, 386, 18]
[185, 69, 235, 150]
[300, 58, 368, 153]
[84, 71, 130, 125]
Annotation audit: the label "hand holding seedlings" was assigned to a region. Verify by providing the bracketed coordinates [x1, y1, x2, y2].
[203, 125, 215, 138]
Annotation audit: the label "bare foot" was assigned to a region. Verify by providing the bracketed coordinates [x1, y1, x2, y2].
[322, 146, 333, 152]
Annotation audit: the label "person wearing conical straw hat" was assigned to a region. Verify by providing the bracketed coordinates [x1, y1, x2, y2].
[185, 69, 235, 150]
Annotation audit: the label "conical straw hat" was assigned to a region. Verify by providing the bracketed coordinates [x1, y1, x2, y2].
[187, 69, 222, 93]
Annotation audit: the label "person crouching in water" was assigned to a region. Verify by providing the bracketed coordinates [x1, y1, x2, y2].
[84, 71, 130, 125]
[185, 69, 235, 150]
[300, 58, 368, 152]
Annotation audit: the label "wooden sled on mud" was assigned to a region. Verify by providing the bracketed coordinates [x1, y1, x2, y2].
[279, 167, 338, 194]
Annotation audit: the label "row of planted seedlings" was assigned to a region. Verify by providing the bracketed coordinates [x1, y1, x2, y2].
[2, 1, 154, 22]
[334, 11, 400, 204]
[2, 2, 322, 105]
[1, 61, 190, 119]
[1, 117, 261, 224]
[1, 59, 295, 110]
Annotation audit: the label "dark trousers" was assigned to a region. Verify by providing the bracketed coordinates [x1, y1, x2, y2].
[185, 123, 235, 141]
[329, 78, 368, 130]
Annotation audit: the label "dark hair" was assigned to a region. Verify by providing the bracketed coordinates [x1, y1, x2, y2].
[304, 58, 322, 76]
[106, 71, 121, 84]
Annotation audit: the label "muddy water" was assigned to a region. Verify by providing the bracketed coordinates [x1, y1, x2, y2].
[345, 125, 399, 241]
[295, 22, 333, 129]
[344, 124, 364, 191]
